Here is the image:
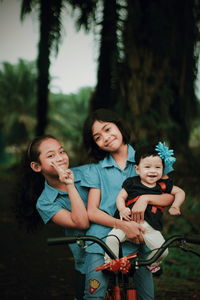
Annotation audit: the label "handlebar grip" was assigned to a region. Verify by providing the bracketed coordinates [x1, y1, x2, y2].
[184, 236, 200, 245]
[47, 236, 78, 245]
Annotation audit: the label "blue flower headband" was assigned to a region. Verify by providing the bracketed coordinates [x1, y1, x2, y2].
[155, 141, 176, 167]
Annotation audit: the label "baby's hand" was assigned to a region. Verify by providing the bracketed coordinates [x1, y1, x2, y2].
[119, 207, 131, 221]
[168, 206, 181, 216]
[131, 196, 147, 223]
[51, 162, 74, 185]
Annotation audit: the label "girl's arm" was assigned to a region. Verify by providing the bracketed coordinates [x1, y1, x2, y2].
[51, 164, 89, 229]
[87, 188, 144, 240]
[51, 183, 89, 229]
[131, 193, 174, 223]
[168, 185, 185, 215]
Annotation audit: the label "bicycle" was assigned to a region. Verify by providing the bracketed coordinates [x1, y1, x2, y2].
[47, 234, 200, 299]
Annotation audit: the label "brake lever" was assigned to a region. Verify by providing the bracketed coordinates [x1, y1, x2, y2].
[179, 240, 200, 257]
[76, 239, 87, 249]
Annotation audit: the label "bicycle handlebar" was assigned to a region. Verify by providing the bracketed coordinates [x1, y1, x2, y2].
[47, 234, 200, 267]
[47, 235, 117, 259]
[136, 234, 200, 267]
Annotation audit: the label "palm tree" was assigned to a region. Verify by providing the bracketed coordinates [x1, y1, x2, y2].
[20, 0, 123, 126]
[21, 0, 63, 135]
[69, 0, 123, 110]
[90, 0, 119, 110]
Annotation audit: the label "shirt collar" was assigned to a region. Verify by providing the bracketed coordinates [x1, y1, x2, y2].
[44, 181, 65, 203]
[127, 144, 135, 163]
[44, 168, 82, 202]
[101, 144, 135, 168]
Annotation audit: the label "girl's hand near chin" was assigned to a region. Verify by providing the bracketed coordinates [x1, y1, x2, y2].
[51, 162, 74, 185]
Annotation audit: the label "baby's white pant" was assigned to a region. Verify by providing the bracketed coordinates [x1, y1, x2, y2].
[104, 220, 168, 266]
[104, 228, 127, 263]
[142, 221, 168, 266]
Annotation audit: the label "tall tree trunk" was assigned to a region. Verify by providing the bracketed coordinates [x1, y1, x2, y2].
[91, 0, 119, 110]
[120, 0, 199, 154]
[36, 0, 51, 136]
[169, 0, 198, 149]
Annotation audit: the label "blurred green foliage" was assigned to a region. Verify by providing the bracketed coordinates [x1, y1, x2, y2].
[0, 59, 200, 168]
[0, 59, 93, 167]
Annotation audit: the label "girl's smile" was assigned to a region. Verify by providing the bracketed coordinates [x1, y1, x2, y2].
[35, 138, 69, 177]
[135, 155, 163, 187]
[92, 121, 124, 152]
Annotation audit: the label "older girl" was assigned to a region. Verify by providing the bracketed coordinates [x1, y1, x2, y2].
[81, 109, 174, 300]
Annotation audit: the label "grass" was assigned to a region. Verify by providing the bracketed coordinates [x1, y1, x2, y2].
[154, 238, 200, 299]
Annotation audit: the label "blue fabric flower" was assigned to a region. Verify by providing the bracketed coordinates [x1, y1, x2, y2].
[155, 142, 176, 167]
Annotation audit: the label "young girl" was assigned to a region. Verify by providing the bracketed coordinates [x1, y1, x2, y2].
[104, 143, 185, 275]
[16, 135, 89, 300]
[81, 109, 175, 300]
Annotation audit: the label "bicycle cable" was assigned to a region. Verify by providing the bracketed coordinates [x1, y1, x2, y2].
[76, 234, 121, 249]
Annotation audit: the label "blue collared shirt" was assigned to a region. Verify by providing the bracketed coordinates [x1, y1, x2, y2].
[36, 166, 88, 227]
[36, 165, 89, 273]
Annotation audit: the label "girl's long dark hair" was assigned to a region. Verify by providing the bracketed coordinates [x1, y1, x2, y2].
[15, 135, 56, 232]
[83, 108, 130, 162]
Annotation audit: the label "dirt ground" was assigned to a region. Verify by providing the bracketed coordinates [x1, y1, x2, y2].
[1, 172, 200, 300]
[0, 171, 77, 300]
[1, 217, 77, 299]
